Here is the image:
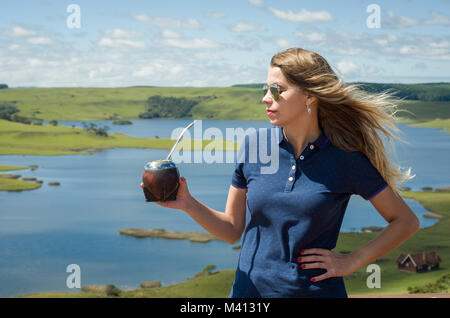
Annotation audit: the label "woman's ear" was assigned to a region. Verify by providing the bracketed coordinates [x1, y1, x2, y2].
[306, 92, 318, 107]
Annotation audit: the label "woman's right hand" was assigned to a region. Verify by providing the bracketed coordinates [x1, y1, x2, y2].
[153, 176, 192, 211]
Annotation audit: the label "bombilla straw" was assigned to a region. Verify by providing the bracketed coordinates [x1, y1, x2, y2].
[166, 120, 198, 160]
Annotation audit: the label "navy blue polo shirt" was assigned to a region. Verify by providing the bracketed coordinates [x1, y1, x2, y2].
[229, 125, 388, 298]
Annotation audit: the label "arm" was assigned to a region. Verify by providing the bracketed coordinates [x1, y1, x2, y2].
[154, 177, 247, 245]
[298, 186, 420, 282]
[349, 185, 420, 268]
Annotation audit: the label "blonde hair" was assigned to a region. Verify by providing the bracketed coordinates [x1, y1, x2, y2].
[271, 47, 414, 196]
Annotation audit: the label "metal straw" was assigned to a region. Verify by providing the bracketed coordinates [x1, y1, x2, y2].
[166, 120, 198, 160]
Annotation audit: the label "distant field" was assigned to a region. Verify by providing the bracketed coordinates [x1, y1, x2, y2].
[0, 87, 262, 121]
[0, 86, 449, 133]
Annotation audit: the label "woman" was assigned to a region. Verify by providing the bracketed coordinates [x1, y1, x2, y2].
[154, 48, 420, 298]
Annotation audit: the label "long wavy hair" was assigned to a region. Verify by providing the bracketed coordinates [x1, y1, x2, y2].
[270, 47, 414, 196]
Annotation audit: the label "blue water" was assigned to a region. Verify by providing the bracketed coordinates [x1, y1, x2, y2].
[0, 119, 448, 297]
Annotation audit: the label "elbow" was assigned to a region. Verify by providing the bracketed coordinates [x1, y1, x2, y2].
[226, 235, 241, 246]
[407, 213, 420, 235]
[226, 230, 243, 245]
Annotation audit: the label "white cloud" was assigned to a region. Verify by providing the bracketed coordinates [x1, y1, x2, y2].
[373, 33, 397, 47]
[161, 29, 182, 39]
[268, 7, 332, 22]
[103, 29, 141, 38]
[134, 14, 151, 23]
[248, 0, 264, 7]
[162, 37, 220, 49]
[205, 11, 225, 19]
[194, 52, 220, 61]
[336, 61, 360, 75]
[27, 37, 52, 45]
[423, 11, 450, 25]
[8, 44, 20, 50]
[295, 31, 326, 42]
[385, 10, 420, 28]
[11, 26, 36, 37]
[229, 22, 266, 32]
[98, 37, 146, 48]
[134, 14, 202, 29]
[276, 38, 291, 48]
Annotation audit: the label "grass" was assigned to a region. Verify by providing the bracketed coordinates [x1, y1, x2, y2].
[0, 173, 42, 191]
[20, 189, 450, 298]
[409, 118, 450, 133]
[22, 270, 236, 298]
[339, 190, 450, 296]
[0, 165, 28, 171]
[0, 87, 263, 121]
[1, 87, 448, 133]
[0, 119, 238, 156]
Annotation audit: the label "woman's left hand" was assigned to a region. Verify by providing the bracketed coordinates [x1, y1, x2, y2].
[297, 248, 361, 282]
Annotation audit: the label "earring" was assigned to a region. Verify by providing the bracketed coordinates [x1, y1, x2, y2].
[307, 105, 311, 114]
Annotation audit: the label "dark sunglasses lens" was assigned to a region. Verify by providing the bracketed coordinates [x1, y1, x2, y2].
[270, 86, 280, 100]
[262, 85, 279, 101]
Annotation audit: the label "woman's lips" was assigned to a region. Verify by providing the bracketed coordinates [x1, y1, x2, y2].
[266, 110, 276, 116]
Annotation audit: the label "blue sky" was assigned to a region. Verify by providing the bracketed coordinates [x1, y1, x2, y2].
[1, 0, 449, 87]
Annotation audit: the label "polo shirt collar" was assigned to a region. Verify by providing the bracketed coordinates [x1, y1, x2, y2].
[276, 125, 329, 149]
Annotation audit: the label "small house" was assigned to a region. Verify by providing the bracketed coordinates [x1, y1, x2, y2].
[396, 251, 441, 273]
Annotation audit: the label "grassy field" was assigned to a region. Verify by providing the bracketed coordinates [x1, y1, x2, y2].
[0, 87, 262, 121]
[21, 189, 450, 298]
[0, 165, 41, 191]
[1, 87, 449, 132]
[0, 165, 28, 171]
[0, 119, 238, 156]
[0, 172, 42, 191]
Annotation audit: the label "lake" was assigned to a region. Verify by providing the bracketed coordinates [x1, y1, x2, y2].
[0, 119, 448, 297]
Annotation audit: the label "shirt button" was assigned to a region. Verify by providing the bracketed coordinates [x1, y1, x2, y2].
[291, 165, 296, 170]
[299, 155, 304, 160]
[310, 145, 315, 150]
[288, 176, 293, 181]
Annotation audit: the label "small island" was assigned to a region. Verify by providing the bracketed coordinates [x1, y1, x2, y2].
[119, 228, 221, 243]
[112, 119, 132, 125]
[0, 165, 42, 191]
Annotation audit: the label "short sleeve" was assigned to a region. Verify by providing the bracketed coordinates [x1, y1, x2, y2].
[231, 134, 248, 189]
[349, 152, 388, 200]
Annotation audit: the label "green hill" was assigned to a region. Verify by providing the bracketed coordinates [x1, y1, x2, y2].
[0, 84, 449, 132]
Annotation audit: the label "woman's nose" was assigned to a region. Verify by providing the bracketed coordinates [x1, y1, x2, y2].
[262, 91, 272, 104]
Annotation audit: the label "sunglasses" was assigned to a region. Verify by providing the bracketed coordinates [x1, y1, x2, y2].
[262, 83, 280, 101]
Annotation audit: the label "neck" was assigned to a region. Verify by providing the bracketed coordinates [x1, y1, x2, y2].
[282, 118, 321, 155]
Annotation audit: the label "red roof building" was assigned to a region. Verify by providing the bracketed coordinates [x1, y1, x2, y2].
[396, 251, 441, 273]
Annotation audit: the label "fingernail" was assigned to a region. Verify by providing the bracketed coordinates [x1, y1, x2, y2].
[301, 264, 306, 269]
[300, 250, 305, 255]
[297, 257, 302, 262]
[310, 278, 316, 282]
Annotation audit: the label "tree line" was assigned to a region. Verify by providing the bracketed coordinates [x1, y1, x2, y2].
[232, 82, 450, 102]
[138, 95, 199, 119]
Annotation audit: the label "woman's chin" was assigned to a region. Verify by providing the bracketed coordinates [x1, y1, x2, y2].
[268, 118, 282, 126]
